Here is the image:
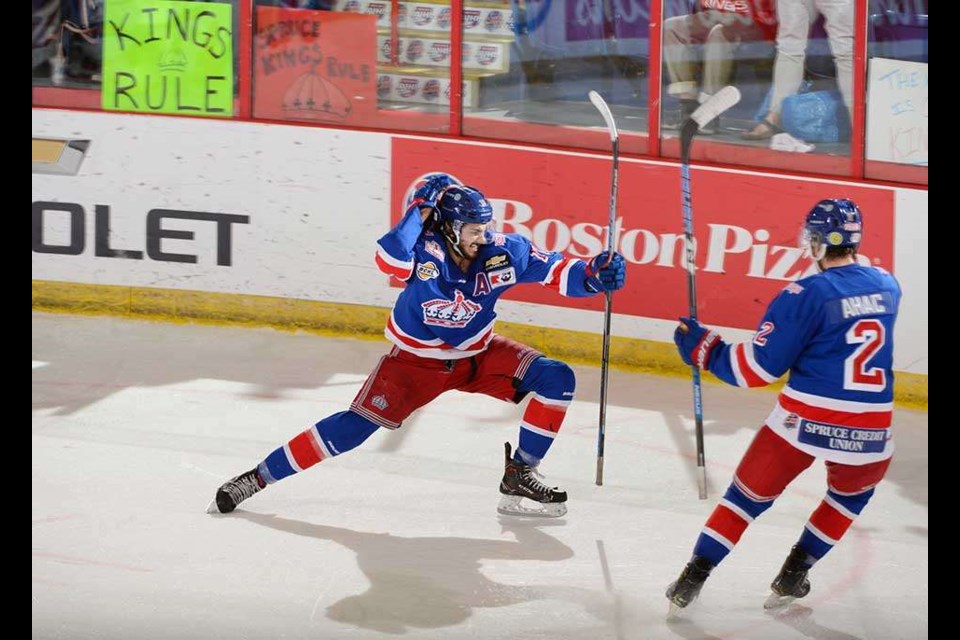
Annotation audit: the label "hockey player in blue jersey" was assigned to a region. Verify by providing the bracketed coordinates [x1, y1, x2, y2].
[210, 173, 627, 518]
[664, 198, 902, 614]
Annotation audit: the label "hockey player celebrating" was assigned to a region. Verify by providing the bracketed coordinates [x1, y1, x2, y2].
[209, 173, 627, 518]
[665, 199, 902, 614]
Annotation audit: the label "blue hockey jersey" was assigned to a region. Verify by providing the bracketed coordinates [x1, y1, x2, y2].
[706, 263, 902, 464]
[375, 205, 599, 360]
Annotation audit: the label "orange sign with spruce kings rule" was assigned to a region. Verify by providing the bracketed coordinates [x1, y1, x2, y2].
[254, 6, 377, 125]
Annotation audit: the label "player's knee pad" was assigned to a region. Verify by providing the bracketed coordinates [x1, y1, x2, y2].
[315, 410, 380, 455]
[518, 357, 576, 399]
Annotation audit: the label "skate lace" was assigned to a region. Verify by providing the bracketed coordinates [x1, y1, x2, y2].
[520, 466, 553, 495]
[224, 473, 261, 503]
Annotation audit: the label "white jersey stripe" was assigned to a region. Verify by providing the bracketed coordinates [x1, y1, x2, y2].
[742, 343, 779, 383]
[824, 494, 857, 520]
[720, 498, 754, 523]
[730, 345, 747, 387]
[310, 424, 334, 459]
[454, 318, 496, 350]
[521, 423, 558, 440]
[702, 527, 734, 551]
[376, 246, 414, 271]
[781, 386, 894, 413]
[532, 393, 571, 408]
[283, 443, 304, 473]
[541, 259, 562, 286]
[804, 522, 839, 546]
[388, 311, 445, 346]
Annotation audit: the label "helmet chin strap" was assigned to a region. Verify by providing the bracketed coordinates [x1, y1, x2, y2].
[443, 221, 466, 258]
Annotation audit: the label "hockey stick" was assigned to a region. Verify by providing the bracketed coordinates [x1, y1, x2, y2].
[679, 86, 741, 500]
[588, 90, 619, 487]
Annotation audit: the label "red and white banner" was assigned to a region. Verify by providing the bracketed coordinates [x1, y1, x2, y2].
[391, 138, 895, 331]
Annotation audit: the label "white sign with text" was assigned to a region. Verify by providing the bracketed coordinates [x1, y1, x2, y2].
[866, 57, 928, 166]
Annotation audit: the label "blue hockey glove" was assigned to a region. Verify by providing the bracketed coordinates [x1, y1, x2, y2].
[584, 251, 626, 293]
[412, 173, 460, 210]
[674, 316, 723, 369]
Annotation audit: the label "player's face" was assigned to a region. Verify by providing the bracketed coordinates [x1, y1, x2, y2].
[457, 222, 490, 258]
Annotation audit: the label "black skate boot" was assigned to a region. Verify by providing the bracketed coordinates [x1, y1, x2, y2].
[497, 442, 567, 517]
[665, 556, 714, 616]
[207, 467, 266, 514]
[764, 544, 812, 609]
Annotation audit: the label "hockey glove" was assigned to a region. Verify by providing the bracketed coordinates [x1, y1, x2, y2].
[674, 316, 723, 369]
[584, 251, 626, 293]
[412, 174, 459, 211]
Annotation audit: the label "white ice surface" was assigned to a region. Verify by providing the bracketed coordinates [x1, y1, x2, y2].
[32, 312, 928, 640]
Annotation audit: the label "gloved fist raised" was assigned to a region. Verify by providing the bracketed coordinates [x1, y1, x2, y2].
[412, 173, 461, 210]
[673, 316, 723, 369]
[584, 251, 626, 293]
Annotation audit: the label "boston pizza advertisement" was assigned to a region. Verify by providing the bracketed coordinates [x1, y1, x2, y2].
[390, 137, 895, 331]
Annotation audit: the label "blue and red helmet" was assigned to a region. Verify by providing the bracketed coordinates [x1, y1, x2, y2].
[802, 198, 863, 259]
[436, 185, 494, 225]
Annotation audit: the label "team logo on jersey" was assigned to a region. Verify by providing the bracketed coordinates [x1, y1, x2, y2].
[784, 282, 804, 294]
[783, 413, 799, 430]
[417, 261, 440, 280]
[422, 289, 482, 327]
[484, 254, 509, 270]
[488, 267, 515, 288]
[424, 239, 445, 261]
[371, 395, 389, 410]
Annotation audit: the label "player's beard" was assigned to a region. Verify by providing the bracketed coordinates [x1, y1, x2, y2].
[458, 238, 481, 259]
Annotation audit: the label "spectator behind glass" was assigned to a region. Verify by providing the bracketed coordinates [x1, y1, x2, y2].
[664, 0, 778, 134]
[742, 0, 853, 140]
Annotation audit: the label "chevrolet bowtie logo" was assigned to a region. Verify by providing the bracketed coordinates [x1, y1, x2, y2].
[32, 138, 90, 176]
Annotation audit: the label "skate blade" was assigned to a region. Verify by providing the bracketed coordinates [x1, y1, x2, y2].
[205, 498, 223, 514]
[666, 601, 686, 620]
[497, 495, 567, 518]
[763, 592, 797, 610]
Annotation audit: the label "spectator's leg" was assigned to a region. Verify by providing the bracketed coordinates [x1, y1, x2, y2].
[818, 0, 854, 119]
[664, 13, 712, 100]
[768, 0, 818, 123]
[702, 23, 738, 99]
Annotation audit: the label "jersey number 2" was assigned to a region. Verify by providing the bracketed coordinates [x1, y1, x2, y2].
[844, 319, 886, 392]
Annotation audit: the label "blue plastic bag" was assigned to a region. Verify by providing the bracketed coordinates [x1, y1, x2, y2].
[781, 90, 851, 143]
[753, 81, 850, 143]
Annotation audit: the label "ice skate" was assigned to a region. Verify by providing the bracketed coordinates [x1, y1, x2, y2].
[665, 556, 714, 618]
[206, 467, 266, 514]
[764, 545, 812, 609]
[497, 442, 567, 518]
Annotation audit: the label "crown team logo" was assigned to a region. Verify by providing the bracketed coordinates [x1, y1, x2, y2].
[422, 290, 482, 327]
